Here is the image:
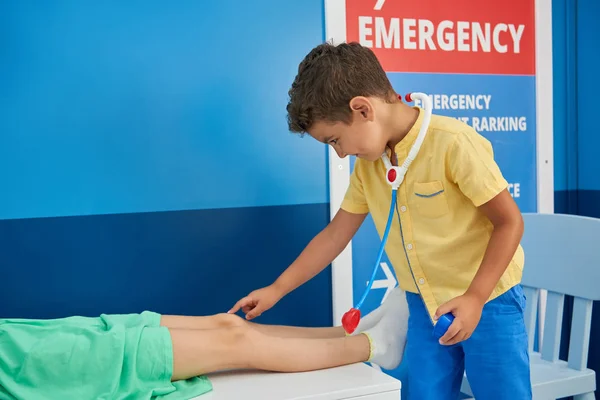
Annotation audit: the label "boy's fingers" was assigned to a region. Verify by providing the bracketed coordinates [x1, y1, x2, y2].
[246, 305, 263, 320]
[228, 297, 251, 314]
[241, 305, 253, 313]
[227, 304, 239, 314]
[439, 320, 461, 345]
[445, 329, 467, 346]
[434, 299, 456, 320]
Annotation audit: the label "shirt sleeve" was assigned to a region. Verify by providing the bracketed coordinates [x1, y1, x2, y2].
[340, 159, 370, 214]
[447, 128, 509, 207]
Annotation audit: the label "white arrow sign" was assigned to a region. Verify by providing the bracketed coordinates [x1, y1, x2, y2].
[367, 262, 397, 304]
[374, 0, 386, 10]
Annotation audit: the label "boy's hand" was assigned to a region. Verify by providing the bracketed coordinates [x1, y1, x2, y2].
[228, 284, 284, 320]
[434, 292, 485, 346]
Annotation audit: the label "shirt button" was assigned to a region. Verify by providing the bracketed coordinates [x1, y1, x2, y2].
[400, 206, 407, 212]
[406, 243, 413, 250]
[418, 278, 425, 285]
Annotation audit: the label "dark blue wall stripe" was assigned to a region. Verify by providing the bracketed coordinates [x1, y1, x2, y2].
[555, 190, 600, 219]
[0, 203, 333, 328]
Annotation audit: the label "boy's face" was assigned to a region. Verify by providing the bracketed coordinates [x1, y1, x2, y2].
[308, 97, 387, 162]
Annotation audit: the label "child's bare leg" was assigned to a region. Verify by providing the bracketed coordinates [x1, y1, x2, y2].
[249, 322, 346, 338]
[169, 324, 370, 381]
[169, 288, 409, 380]
[161, 314, 238, 330]
[161, 313, 345, 339]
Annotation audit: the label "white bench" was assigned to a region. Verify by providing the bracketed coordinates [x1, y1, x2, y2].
[199, 363, 401, 399]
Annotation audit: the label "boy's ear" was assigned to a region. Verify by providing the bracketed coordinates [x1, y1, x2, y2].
[349, 96, 374, 121]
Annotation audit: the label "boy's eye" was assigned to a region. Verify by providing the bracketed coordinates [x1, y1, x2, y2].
[329, 139, 337, 145]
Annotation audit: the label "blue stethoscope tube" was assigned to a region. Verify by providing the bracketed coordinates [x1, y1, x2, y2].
[354, 189, 398, 310]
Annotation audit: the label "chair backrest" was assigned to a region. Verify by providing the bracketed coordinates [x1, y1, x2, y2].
[520, 213, 600, 371]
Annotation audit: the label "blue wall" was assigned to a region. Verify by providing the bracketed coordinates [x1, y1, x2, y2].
[552, 0, 599, 394]
[0, 1, 333, 327]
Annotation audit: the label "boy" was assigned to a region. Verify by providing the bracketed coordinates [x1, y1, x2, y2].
[230, 42, 531, 399]
[0, 289, 407, 399]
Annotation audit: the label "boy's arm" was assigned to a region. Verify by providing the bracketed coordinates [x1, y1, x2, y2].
[435, 128, 524, 345]
[464, 189, 524, 303]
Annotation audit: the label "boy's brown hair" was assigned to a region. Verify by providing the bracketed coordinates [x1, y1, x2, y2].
[286, 42, 396, 134]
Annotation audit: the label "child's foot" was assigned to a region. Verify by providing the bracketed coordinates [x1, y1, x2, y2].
[351, 286, 404, 335]
[362, 288, 409, 370]
[350, 304, 384, 336]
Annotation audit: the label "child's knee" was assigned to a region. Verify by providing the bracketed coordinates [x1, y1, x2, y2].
[219, 323, 259, 349]
[214, 313, 245, 328]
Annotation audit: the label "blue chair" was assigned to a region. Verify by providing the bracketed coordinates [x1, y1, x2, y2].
[461, 212, 598, 399]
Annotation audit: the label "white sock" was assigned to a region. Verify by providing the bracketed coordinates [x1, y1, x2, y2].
[362, 287, 409, 370]
[350, 286, 403, 335]
[350, 304, 384, 336]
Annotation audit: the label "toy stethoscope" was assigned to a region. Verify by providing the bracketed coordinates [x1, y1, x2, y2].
[341, 92, 455, 340]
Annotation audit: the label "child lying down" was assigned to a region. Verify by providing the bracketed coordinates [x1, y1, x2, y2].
[0, 288, 408, 400]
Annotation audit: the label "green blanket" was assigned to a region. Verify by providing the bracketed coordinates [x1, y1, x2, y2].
[0, 312, 212, 400]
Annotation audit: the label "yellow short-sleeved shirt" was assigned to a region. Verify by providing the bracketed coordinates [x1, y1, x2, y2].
[341, 107, 524, 320]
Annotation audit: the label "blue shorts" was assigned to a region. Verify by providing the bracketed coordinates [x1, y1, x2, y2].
[403, 285, 532, 400]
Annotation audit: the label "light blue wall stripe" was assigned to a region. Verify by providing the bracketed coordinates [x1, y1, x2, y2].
[0, 1, 328, 220]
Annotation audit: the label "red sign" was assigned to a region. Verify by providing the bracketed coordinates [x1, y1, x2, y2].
[345, 0, 535, 75]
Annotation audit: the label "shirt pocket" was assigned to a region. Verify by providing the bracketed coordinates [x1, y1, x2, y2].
[413, 181, 449, 218]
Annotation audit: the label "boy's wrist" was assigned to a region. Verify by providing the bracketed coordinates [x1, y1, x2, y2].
[272, 277, 291, 297]
[464, 285, 491, 306]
